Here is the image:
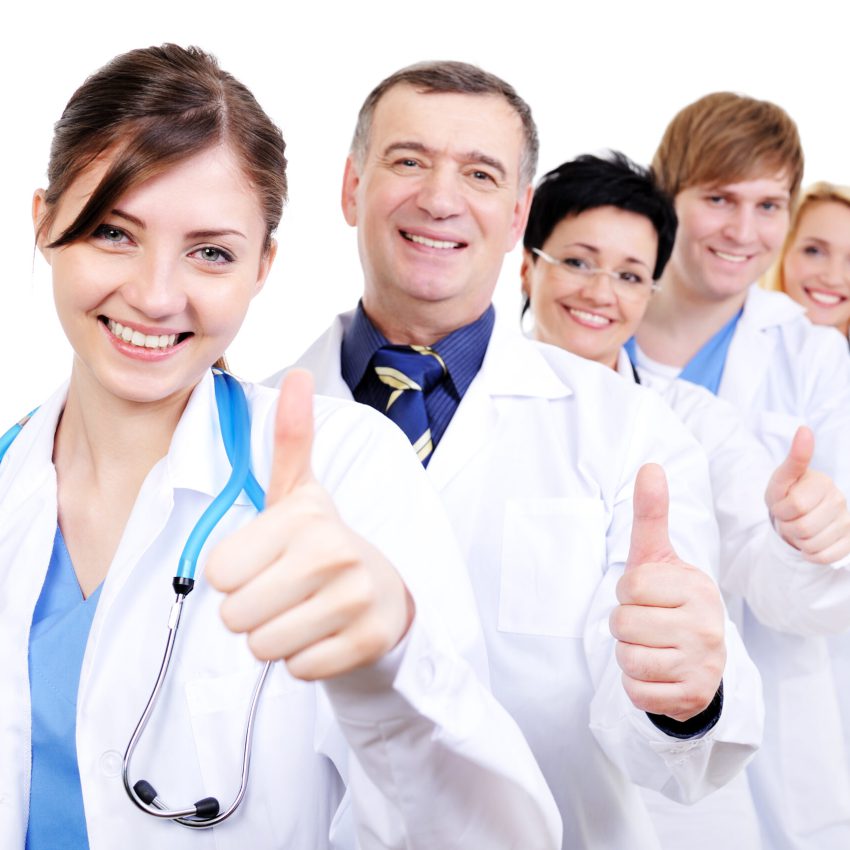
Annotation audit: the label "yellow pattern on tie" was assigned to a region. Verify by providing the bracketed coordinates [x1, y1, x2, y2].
[373, 346, 446, 464]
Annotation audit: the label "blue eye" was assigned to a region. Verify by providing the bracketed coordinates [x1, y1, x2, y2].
[93, 224, 129, 244]
[192, 246, 233, 264]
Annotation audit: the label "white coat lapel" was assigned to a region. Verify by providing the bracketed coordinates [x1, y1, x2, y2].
[288, 313, 354, 400]
[427, 329, 571, 493]
[719, 286, 799, 408]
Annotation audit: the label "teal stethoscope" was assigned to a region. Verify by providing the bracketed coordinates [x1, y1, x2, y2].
[0, 370, 271, 828]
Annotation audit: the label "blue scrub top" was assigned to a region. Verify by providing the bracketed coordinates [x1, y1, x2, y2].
[677, 309, 743, 395]
[625, 308, 743, 395]
[27, 527, 101, 850]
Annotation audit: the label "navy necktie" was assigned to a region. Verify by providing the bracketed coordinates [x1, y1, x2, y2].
[372, 345, 447, 465]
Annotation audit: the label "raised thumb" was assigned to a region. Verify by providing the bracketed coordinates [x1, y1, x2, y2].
[627, 463, 675, 569]
[765, 425, 814, 509]
[265, 369, 316, 505]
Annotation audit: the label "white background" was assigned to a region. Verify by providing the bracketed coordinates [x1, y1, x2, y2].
[2, 0, 845, 424]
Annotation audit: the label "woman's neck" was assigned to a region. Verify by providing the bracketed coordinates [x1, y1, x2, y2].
[52, 362, 195, 596]
[54, 364, 191, 485]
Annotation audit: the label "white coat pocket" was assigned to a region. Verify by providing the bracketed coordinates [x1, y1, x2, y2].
[184, 666, 309, 849]
[498, 497, 606, 638]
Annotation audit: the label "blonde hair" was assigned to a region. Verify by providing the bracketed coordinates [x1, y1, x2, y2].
[763, 181, 850, 292]
[653, 92, 804, 199]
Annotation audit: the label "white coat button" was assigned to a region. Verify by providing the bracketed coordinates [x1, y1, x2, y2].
[417, 656, 437, 688]
[99, 750, 123, 777]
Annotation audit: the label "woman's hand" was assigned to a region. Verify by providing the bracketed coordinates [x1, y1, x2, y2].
[205, 370, 415, 680]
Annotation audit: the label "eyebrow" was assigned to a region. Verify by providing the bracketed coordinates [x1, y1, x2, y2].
[381, 141, 508, 180]
[111, 209, 247, 241]
[563, 241, 652, 270]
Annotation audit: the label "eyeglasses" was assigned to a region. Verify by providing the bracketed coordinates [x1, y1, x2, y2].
[531, 248, 659, 301]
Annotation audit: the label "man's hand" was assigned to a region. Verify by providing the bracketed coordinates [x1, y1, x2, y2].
[205, 369, 414, 680]
[766, 426, 850, 564]
[610, 463, 726, 722]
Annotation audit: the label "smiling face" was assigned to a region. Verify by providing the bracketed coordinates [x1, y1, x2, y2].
[782, 200, 850, 334]
[666, 175, 791, 304]
[35, 144, 274, 408]
[522, 206, 659, 369]
[341, 84, 532, 342]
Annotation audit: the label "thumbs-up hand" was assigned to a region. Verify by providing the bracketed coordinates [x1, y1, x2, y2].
[765, 426, 850, 564]
[205, 370, 414, 680]
[610, 464, 726, 723]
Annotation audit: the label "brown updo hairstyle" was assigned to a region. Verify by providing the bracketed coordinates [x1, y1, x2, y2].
[38, 44, 288, 371]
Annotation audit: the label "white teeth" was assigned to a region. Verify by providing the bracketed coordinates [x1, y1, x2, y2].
[809, 290, 843, 306]
[106, 319, 180, 350]
[713, 250, 748, 263]
[404, 232, 462, 250]
[569, 308, 611, 327]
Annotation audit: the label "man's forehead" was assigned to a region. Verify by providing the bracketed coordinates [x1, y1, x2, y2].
[689, 172, 793, 198]
[370, 84, 524, 150]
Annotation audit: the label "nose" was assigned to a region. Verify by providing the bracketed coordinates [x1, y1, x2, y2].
[722, 204, 757, 245]
[416, 163, 464, 219]
[579, 270, 617, 304]
[121, 252, 188, 319]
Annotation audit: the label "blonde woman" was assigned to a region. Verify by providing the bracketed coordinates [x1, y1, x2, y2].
[764, 182, 850, 339]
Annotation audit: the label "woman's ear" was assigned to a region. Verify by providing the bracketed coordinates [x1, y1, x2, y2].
[255, 238, 278, 296]
[519, 249, 534, 301]
[32, 190, 52, 260]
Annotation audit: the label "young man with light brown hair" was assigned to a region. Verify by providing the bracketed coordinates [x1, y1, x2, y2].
[635, 92, 850, 850]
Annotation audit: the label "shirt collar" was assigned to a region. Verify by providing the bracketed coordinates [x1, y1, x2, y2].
[341, 300, 496, 398]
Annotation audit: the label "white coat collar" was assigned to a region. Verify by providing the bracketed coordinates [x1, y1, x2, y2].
[718, 284, 801, 405]
[0, 381, 66, 514]
[293, 309, 573, 491]
[0, 370, 249, 516]
[478, 320, 575, 400]
[425, 320, 573, 491]
[616, 347, 635, 381]
[288, 311, 354, 400]
[294, 310, 574, 402]
[737, 283, 806, 332]
[165, 370, 252, 505]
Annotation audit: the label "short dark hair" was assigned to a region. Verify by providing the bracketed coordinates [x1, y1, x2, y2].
[41, 43, 287, 253]
[350, 60, 538, 187]
[523, 151, 678, 280]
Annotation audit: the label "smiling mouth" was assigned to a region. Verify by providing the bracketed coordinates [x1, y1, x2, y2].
[401, 231, 465, 250]
[568, 307, 612, 327]
[710, 249, 750, 264]
[805, 288, 846, 307]
[101, 317, 191, 350]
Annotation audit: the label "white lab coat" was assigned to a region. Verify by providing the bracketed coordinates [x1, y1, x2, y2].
[619, 351, 850, 849]
[283, 311, 765, 850]
[0, 372, 562, 850]
[634, 286, 850, 849]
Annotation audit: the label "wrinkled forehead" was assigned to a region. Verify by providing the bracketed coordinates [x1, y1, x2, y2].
[367, 84, 525, 176]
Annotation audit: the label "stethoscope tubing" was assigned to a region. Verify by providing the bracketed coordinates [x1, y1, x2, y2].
[1, 372, 273, 829]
